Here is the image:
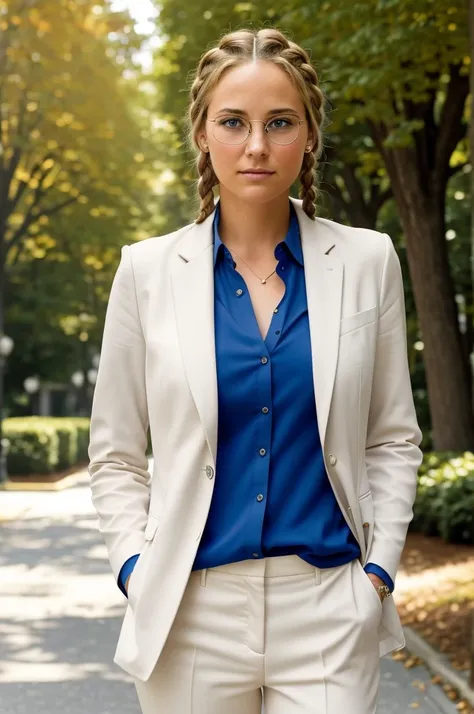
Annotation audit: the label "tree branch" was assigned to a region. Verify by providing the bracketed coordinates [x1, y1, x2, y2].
[436, 63, 469, 191]
[40, 195, 78, 218]
[7, 151, 57, 214]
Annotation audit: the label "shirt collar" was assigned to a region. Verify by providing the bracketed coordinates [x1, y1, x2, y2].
[213, 199, 303, 268]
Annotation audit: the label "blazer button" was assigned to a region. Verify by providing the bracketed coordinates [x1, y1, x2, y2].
[205, 465, 214, 479]
[328, 454, 337, 466]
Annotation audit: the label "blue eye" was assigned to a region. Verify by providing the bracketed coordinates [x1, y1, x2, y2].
[222, 118, 242, 128]
[268, 118, 291, 129]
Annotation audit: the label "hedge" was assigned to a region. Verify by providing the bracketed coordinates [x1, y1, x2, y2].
[3, 417, 90, 475]
[411, 451, 474, 544]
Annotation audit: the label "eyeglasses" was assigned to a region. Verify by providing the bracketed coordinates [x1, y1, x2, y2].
[206, 116, 305, 146]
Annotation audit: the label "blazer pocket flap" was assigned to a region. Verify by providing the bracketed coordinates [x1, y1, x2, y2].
[144, 514, 160, 541]
[340, 305, 377, 336]
[358, 491, 374, 523]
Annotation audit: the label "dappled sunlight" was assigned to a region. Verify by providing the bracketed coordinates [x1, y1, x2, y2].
[396, 534, 474, 673]
[0, 613, 126, 683]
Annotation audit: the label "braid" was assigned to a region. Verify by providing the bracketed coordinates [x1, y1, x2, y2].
[299, 151, 317, 220]
[277, 44, 324, 221]
[196, 150, 218, 224]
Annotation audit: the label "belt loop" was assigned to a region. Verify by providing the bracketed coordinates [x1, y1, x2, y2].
[314, 567, 322, 586]
[200, 568, 207, 587]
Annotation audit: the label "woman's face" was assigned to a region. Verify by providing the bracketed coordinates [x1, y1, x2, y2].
[199, 61, 313, 206]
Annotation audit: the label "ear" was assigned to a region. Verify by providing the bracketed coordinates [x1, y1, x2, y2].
[198, 128, 209, 153]
[307, 130, 316, 152]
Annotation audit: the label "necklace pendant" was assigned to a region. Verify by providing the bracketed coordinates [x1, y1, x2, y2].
[261, 279, 266, 284]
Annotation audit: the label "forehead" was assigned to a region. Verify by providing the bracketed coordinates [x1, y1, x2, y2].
[208, 61, 303, 114]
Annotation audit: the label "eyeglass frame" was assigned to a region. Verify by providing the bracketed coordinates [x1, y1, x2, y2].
[205, 117, 306, 146]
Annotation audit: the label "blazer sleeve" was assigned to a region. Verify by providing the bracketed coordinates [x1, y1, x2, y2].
[88, 244, 151, 585]
[364, 233, 423, 583]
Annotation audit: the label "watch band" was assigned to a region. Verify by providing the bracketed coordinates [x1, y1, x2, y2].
[376, 584, 391, 602]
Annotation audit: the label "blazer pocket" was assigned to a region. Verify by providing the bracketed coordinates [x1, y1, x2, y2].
[358, 490, 374, 551]
[340, 305, 377, 337]
[144, 514, 161, 541]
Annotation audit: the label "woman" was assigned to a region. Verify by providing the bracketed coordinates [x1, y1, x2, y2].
[89, 27, 423, 714]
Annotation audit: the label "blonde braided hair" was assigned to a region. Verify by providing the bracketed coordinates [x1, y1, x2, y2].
[187, 28, 325, 223]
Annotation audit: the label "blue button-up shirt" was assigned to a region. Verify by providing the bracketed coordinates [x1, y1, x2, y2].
[118, 201, 393, 596]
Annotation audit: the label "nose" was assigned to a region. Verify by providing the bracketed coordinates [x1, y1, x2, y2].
[245, 120, 269, 155]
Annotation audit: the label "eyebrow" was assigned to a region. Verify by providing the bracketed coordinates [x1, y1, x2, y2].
[214, 107, 300, 116]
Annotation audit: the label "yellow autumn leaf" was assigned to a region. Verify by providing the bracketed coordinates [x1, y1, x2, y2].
[9, 213, 24, 227]
[14, 168, 31, 183]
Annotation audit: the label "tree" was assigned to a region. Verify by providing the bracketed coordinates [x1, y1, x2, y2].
[294, 0, 473, 449]
[0, 0, 156, 332]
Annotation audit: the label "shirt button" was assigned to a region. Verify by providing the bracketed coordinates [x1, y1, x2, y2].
[328, 454, 337, 466]
[252, 553, 259, 558]
[261, 407, 269, 414]
[236, 289, 243, 296]
[261, 356, 268, 364]
[259, 448, 266, 456]
[205, 465, 214, 479]
[256, 494, 264, 502]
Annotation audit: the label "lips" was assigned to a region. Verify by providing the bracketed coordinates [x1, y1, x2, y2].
[240, 170, 274, 174]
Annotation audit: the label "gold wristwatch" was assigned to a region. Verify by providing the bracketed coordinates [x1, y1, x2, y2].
[375, 584, 391, 602]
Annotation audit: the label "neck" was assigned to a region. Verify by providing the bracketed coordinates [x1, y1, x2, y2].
[217, 189, 291, 259]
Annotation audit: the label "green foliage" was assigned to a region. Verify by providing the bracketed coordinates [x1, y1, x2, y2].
[3, 416, 90, 475]
[411, 452, 474, 543]
[1, 0, 173, 406]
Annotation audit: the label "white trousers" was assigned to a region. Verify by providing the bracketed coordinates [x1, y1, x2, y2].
[134, 555, 382, 714]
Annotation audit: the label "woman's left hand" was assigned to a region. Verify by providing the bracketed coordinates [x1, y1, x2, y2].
[366, 573, 386, 601]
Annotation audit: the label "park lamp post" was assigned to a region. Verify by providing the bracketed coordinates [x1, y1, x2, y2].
[0, 334, 14, 485]
[24, 376, 41, 414]
[71, 370, 85, 416]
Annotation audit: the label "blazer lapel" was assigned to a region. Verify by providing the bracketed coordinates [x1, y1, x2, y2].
[171, 211, 219, 466]
[293, 200, 344, 449]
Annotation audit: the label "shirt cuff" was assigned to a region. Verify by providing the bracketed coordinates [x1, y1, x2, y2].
[364, 562, 394, 592]
[118, 554, 140, 597]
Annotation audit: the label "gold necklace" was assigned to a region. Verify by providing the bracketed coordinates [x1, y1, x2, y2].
[229, 248, 277, 285]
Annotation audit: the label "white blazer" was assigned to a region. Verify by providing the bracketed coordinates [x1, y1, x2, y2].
[88, 197, 423, 682]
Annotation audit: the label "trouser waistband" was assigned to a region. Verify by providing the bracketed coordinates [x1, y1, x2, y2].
[194, 554, 356, 587]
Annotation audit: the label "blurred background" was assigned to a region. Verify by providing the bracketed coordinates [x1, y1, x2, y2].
[1, 1, 474, 707]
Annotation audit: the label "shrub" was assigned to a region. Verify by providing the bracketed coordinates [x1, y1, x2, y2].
[3, 417, 90, 476]
[411, 451, 474, 544]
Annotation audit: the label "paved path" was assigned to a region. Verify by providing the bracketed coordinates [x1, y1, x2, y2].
[0, 468, 458, 714]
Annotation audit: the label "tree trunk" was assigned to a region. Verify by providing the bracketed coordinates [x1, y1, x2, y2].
[388, 153, 474, 450]
[469, 0, 474, 410]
